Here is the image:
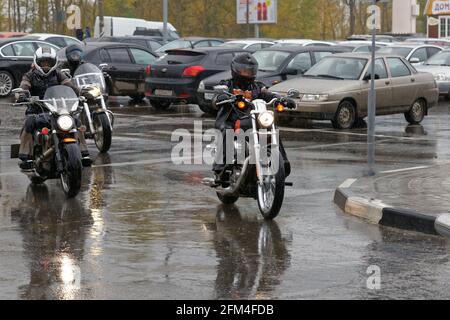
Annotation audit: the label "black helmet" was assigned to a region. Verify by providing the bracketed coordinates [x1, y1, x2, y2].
[231, 52, 258, 84]
[66, 44, 83, 66]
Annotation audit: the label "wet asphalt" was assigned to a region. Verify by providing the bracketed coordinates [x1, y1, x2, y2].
[1, 96, 450, 300]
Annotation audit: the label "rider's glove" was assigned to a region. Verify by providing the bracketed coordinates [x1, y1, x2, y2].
[16, 93, 28, 103]
[277, 97, 296, 110]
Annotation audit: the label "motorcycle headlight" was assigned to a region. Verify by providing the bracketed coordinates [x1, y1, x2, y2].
[57, 115, 74, 132]
[301, 94, 329, 102]
[258, 111, 275, 129]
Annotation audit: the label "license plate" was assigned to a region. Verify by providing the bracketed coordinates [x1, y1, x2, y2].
[204, 93, 215, 101]
[155, 89, 173, 96]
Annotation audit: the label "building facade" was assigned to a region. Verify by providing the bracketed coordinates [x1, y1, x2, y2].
[392, 0, 420, 34]
[425, 0, 450, 37]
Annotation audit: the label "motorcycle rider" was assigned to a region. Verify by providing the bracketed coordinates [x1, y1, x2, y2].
[64, 43, 84, 76]
[213, 52, 295, 184]
[16, 47, 90, 169]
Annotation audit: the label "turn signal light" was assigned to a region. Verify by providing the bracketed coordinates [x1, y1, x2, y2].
[145, 65, 152, 76]
[237, 101, 246, 109]
[182, 65, 205, 77]
[276, 104, 285, 113]
[41, 128, 50, 135]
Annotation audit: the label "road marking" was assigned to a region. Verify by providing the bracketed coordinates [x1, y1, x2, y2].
[339, 179, 357, 189]
[380, 166, 430, 174]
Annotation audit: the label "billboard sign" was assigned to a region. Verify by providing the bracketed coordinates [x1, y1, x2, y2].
[237, 0, 277, 24]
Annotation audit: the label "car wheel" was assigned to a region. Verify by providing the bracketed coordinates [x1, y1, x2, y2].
[332, 100, 356, 130]
[405, 99, 426, 125]
[150, 99, 171, 111]
[0, 70, 14, 97]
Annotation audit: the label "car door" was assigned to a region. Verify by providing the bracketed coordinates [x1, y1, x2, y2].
[128, 47, 158, 93]
[409, 47, 427, 65]
[386, 57, 417, 109]
[103, 47, 136, 94]
[361, 58, 392, 114]
[0, 42, 34, 84]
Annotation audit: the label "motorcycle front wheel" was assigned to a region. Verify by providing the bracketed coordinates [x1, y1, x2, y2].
[257, 153, 286, 220]
[94, 113, 112, 153]
[60, 143, 82, 198]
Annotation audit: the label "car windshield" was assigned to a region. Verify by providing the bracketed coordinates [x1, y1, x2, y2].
[221, 43, 247, 49]
[43, 85, 78, 113]
[424, 51, 450, 66]
[304, 57, 367, 80]
[73, 63, 106, 93]
[253, 50, 290, 71]
[377, 46, 413, 57]
[156, 40, 192, 52]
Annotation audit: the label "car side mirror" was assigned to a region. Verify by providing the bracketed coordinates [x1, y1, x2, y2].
[363, 74, 380, 81]
[284, 68, 298, 76]
[99, 63, 109, 70]
[409, 57, 421, 64]
[213, 85, 229, 93]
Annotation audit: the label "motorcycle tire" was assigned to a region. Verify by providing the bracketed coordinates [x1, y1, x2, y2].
[257, 152, 286, 220]
[94, 113, 112, 153]
[60, 143, 82, 198]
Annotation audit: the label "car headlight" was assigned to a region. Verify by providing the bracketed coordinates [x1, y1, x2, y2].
[434, 73, 450, 82]
[301, 94, 329, 102]
[198, 81, 205, 91]
[258, 111, 275, 128]
[57, 115, 74, 132]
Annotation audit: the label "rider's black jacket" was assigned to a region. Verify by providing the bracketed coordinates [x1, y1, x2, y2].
[215, 79, 281, 131]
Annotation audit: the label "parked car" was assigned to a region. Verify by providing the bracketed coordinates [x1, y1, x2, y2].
[97, 36, 163, 52]
[397, 37, 450, 47]
[23, 33, 82, 48]
[270, 53, 439, 129]
[336, 41, 389, 53]
[0, 38, 60, 97]
[220, 40, 275, 52]
[377, 44, 443, 65]
[197, 46, 352, 114]
[133, 27, 180, 41]
[58, 42, 158, 101]
[155, 37, 225, 56]
[0, 32, 27, 38]
[145, 47, 249, 110]
[347, 34, 396, 43]
[273, 39, 336, 47]
[415, 49, 450, 99]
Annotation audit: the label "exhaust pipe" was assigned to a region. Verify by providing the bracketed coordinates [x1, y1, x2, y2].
[216, 157, 251, 196]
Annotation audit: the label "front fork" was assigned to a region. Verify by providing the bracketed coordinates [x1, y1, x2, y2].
[251, 115, 279, 185]
[83, 99, 114, 135]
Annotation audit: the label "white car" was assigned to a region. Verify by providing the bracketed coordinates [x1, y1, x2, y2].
[24, 33, 82, 48]
[377, 43, 443, 65]
[221, 40, 274, 52]
[273, 39, 336, 47]
[337, 40, 389, 53]
[415, 49, 450, 98]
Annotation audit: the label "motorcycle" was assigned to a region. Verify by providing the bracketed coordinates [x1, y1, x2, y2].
[203, 86, 297, 220]
[12, 85, 84, 198]
[72, 63, 114, 153]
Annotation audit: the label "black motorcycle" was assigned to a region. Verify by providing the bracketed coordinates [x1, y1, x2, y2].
[203, 86, 297, 220]
[72, 63, 114, 153]
[12, 86, 84, 198]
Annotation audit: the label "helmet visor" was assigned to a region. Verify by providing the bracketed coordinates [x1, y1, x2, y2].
[233, 62, 258, 79]
[36, 57, 56, 72]
[67, 49, 82, 63]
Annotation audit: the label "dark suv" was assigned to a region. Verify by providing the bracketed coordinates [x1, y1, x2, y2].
[145, 47, 248, 110]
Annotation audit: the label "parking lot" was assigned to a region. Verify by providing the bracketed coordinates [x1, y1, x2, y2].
[1, 96, 450, 299]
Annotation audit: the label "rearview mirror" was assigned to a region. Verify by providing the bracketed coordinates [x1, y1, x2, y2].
[409, 57, 421, 64]
[287, 89, 300, 98]
[99, 63, 109, 70]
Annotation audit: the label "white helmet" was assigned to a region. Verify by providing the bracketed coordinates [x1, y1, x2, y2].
[34, 47, 58, 77]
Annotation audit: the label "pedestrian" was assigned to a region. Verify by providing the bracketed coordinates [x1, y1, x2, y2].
[75, 28, 84, 41]
[85, 26, 91, 39]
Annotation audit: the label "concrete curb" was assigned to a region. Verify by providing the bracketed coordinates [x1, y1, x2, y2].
[334, 180, 450, 238]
